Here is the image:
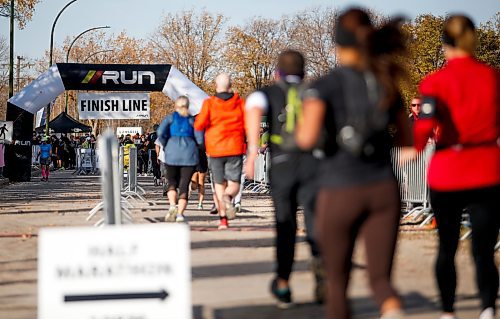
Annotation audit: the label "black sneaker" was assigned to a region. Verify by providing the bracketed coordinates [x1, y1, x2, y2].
[209, 204, 218, 215]
[270, 278, 293, 309]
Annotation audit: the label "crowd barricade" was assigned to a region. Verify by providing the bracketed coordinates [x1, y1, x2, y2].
[31, 145, 41, 169]
[244, 151, 270, 194]
[391, 143, 435, 227]
[75, 148, 98, 175]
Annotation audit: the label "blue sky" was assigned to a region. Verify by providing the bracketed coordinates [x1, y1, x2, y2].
[1, 0, 499, 60]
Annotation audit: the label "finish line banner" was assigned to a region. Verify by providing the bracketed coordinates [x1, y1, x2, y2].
[78, 93, 150, 120]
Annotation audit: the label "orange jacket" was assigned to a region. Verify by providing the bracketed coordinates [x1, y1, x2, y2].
[194, 93, 246, 157]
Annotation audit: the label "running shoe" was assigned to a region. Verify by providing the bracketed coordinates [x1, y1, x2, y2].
[164, 206, 177, 223]
[223, 195, 236, 220]
[197, 203, 203, 210]
[437, 315, 458, 319]
[209, 204, 218, 215]
[234, 203, 241, 214]
[311, 257, 326, 304]
[479, 308, 495, 319]
[270, 278, 293, 309]
[218, 216, 228, 230]
[175, 214, 185, 223]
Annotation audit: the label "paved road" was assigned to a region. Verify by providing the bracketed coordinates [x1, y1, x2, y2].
[0, 170, 496, 319]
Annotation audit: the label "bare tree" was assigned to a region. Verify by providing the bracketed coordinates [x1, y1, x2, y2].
[285, 7, 337, 78]
[0, 0, 39, 28]
[149, 10, 226, 92]
[224, 17, 288, 94]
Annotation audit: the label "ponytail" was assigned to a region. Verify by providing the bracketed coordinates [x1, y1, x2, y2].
[367, 18, 408, 107]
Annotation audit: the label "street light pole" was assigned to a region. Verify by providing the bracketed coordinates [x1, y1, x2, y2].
[8, 0, 14, 98]
[45, 0, 79, 136]
[82, 49, 113, 63]
[65, 26, 110, 63]
[64, 26, 110, 113]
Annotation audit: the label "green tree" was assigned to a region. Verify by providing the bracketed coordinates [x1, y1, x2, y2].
[402, 14, 445, 104]
[476, 12, 500, 68]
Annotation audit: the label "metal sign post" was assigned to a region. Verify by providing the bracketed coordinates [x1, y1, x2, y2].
[98, 130, 122, 225]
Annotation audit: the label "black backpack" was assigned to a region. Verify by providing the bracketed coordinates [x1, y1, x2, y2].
[333, 67, 389, 158]
[267, 81, 306, 152]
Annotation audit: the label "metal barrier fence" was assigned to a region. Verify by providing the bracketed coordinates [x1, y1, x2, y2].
[245, 145, 436, 227]
[31, 145, 40, 169]
[75, 148, 98, 175]
[244, 151, 270, 194]
[391, 143, 435, 227]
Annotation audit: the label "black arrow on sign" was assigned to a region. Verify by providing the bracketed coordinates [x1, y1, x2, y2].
[64, 289, 169, 302]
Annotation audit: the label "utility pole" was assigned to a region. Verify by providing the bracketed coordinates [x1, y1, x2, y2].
[8, 0, 14, 98]
[16, 55, 24, 93]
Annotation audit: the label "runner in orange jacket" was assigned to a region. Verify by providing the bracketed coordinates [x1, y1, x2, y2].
[194, 74, 246, 230]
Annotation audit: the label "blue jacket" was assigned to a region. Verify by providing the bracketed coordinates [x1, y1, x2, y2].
[157, 112, 204, 166]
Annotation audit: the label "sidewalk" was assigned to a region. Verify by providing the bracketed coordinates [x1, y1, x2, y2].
[0, 170, 495, 319]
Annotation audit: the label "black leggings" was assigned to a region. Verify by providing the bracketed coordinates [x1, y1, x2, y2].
[166, 165, 195, 199]
[316, 179, 401, 319]
[430, 185, 500, 313]
[269, 153, 320, 281]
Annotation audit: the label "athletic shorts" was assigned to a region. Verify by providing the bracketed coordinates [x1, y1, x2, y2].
[208, 155, 243, 184]
[40, 157, 50, 165]
[166, 165, 195, 199]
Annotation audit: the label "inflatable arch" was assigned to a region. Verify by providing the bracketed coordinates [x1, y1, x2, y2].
[5, 63, 208, 182]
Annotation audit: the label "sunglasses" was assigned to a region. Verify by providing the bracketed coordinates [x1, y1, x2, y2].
[411, 103, 421, 106]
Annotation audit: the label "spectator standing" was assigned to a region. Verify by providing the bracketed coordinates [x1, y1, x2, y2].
[408, 97, 421, 125]
[245, 50, 325, 308]
[157, 96, 204, 223]
[411, 15, 499, 319]
[297, 8, 412, 319]
[194, 73, 246, 230]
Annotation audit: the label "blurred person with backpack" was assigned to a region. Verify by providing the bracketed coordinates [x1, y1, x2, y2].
[158, 96, 204, 223]
[296, 8, 413, 319]
[245, 50, 325, 308]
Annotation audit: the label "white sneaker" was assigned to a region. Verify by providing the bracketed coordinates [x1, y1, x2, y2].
[164, 206, 177, 223]
[175, 214, 185, 223]
[439, 314, 458, 319]
[479, 308, 495, 319]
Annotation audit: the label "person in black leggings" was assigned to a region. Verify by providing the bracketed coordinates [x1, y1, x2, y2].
[157, 96, 204, 223]
[411, 15, 499, 319]
[297, 8, 412, 319]
[430, 187, 499, 317]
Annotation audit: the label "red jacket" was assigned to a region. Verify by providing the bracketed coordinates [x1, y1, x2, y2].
[415, 56, 500, 191]
[194, 93, 246, 157]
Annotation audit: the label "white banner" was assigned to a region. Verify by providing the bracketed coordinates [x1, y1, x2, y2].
[116, 127, 143, 137]
[78, 93, 150, 120]
[162, 66, 208, 115]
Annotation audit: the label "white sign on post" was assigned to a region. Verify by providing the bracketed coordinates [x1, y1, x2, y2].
[78, 93, 150, 120]
[116, 127, 143, 137]
[0, 121, 13, 144]
[38, 224, 191, 319]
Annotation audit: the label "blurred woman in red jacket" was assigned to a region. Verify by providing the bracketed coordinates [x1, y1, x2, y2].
[412, 15, 499, 319]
